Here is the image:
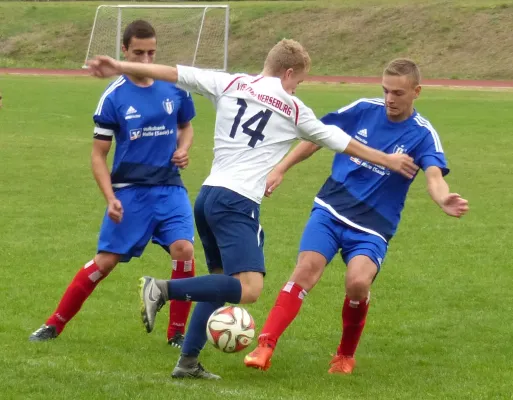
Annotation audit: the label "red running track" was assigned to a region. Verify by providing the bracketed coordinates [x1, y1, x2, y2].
[2, 68, 513, 88]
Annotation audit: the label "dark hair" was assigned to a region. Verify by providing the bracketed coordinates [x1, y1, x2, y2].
[122, 20, 156, 49]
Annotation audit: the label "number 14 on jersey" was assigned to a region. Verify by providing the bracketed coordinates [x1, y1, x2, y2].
[230, 98, 273, 148]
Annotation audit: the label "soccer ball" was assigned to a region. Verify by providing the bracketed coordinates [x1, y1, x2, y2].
[206, 306, 255, 353]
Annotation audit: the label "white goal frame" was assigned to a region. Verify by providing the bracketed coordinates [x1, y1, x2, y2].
[84, 4, 230, 70]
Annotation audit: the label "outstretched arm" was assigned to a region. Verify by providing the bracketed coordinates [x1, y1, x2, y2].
[302, 126, 418, 179]
[425, 166, 469, 217]
[265, 141, 321, 196]
[87, 56, 232, 102]
[296, 107, 418, 180]
[343, 138, 418, 175]
[275, 141, 321, 174]
[87, 56, 178, 82]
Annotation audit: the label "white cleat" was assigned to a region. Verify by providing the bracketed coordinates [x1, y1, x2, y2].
[138, 276, 165, 333]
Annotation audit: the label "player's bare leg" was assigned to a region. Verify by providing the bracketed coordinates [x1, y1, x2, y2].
[234, 271, 264, 304]
[29, 252, 119, 341]
[245, 251, 326, 370]
[167, 240, 195, 348]
[329, 255, 377, 375]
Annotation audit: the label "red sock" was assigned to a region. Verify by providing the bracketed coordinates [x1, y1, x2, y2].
[167, 259, 195, 340]
[259, 281, 307, 349]
[337, 294, 370, 357]
[46, 260, 106, 334]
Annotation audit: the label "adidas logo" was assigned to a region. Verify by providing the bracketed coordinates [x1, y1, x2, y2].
[357, 129, 368, 137]
[126, 106, 137, 115]
[125, 106, 141, 120]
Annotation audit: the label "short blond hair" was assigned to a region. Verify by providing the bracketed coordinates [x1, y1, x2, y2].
[384, 58, 421, 86]
[264, 39, 311, 75]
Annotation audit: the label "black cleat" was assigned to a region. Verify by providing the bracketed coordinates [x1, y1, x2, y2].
[29, 324, 58, 342]
[171, 362, 221, 380]
[168, 332, 185, 348]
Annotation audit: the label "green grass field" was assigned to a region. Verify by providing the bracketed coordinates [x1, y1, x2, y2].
[1, 75, 513, 399]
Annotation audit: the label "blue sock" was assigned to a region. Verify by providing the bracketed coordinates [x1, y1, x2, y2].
[167, 274, 242, 304]
[181, 301, 225, 357]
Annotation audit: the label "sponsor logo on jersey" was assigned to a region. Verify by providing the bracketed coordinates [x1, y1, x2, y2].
[350, 156, 362, 165]
[141, 126, 173, 138]
[350, 156, 391, 177]
[130, 129, 142, 141]
[126, 126, 174, 140]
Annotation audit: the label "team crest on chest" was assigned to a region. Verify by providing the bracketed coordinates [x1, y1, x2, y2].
[163, 98, 174, 115]
[393, 144, 407, 154]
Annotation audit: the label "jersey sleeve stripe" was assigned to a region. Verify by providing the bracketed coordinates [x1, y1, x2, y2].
[292, 99, 300, 125]
[222, 75, 244, 93]
[250, 76, 264, 84]
[94, 77, 126, 116]
[414, 115, 443, 152]
[336, 98, 384, 114]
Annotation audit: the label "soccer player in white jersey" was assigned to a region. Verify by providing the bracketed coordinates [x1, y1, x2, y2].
[244, 58, 469, 374]
[29, 20, 196, 347]
[87, 40, 418, 379]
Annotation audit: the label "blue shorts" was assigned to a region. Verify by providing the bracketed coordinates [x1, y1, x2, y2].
[299, 207, 388, 271]
[194, 185, 265, 276]
[98, 185, 194, 262]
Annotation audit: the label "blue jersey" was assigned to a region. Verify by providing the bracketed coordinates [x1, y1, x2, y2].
[314, 98, 448, 242]
[93, 76, 195, 187]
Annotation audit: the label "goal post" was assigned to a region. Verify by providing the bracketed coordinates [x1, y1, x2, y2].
[84, 4, 229, 71]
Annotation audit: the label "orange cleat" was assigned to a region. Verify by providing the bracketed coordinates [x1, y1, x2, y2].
[244, 338, 274, 371]
[328, 354, 356, 375]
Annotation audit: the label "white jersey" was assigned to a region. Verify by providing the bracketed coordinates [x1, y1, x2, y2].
[176, 65, 352, 204]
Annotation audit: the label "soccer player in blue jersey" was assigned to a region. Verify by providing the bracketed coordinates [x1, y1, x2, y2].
[245, 58, 469, 374]
[29, 20, 196, 346]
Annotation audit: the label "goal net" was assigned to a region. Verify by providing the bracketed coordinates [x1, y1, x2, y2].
[84, 4, 229, 70]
